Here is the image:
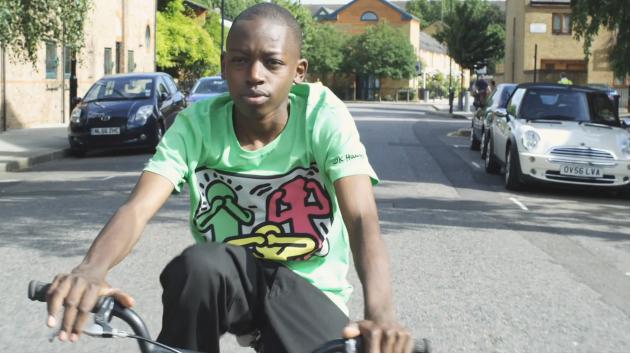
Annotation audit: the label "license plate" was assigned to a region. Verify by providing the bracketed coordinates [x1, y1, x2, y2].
[91, 127, 120, 135]
[560, 165, 603, 178]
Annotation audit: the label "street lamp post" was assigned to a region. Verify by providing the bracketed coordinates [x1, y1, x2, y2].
[220, 0, 225, 65]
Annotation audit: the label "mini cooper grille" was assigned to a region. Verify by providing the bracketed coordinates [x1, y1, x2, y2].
[550, 147, 614, 160]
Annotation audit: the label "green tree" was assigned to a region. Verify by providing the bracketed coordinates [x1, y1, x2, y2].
[343, 22, 417, 97]
[157, 0, 220, 89]
[570, 0, 629, 78]
[434, 0, 504, 89]
[0, 0, 91, 65]
[305, 24, 348, 78]
[406, 0, 442, 28]
[208, 0, 261, 21]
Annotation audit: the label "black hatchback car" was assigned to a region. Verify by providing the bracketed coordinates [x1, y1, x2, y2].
[68, 73, 186, 156]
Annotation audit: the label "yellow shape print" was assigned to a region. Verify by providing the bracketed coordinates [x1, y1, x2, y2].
[225, 224, 317, 261]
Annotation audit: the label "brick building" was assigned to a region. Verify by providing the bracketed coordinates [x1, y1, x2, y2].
[495, 0, 628, 97]
[0, 0, 157, 130]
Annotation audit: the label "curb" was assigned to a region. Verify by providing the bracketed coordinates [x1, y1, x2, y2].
[0, 148, 70, 172]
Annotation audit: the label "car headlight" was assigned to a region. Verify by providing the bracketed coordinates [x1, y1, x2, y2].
[128, 105, 153, 127]
[521, 130, 540, 151]
[70, 107, 82, 124]
[620, 136, 630, 159]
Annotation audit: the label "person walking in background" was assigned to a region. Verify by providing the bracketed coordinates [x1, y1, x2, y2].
[558, 72, 573, 85]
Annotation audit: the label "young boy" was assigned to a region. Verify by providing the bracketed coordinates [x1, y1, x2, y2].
[45, 3, 412, 352]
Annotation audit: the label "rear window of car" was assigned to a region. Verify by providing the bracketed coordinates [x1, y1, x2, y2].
[518, 89, 590, 122]
[84, 78, 154, 101]
[193, 78, 228, 94]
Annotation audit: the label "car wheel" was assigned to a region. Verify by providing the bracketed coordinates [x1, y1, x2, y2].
[505, 143, 523, 190]
[484, 135, 500, 174]
[469, 122, 480, 150]
[480, 128, 488, 160]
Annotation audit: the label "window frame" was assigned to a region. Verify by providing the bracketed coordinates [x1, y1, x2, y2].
[360, 11, 378, 22]
[552, 13, 571, 35]
[45, 42, 58, 79]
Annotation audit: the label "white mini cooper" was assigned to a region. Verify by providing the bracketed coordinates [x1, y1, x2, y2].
[483, 83, 630, 193]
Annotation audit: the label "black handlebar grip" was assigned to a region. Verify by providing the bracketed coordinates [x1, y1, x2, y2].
[28, 280, 50, 302]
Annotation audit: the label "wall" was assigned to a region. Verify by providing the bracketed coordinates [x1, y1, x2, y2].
[2, 0, 156, 130]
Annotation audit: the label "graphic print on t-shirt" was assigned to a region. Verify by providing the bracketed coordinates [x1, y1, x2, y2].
[193, 164, 333, 261]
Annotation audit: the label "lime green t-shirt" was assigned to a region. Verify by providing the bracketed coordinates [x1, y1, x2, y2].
[144, 82, 378, 314]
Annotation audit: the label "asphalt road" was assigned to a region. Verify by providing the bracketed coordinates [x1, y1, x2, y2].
[0, 102, 628, 352]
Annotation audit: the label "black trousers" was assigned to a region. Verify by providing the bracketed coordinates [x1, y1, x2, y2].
[156, 243, 350, 352]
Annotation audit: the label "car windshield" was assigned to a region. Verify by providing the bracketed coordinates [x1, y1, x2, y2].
[84, 77, 154, 102]
[518, 89, 591, 122]
[498, 85, 517, 107]
[193, 78, 228, 94]
[588, 92, 619, 126]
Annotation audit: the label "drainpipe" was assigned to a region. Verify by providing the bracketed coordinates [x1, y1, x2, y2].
[154, 0, 157, 71]
[122, 0, 126, 72]
[1, 44, 6, 132]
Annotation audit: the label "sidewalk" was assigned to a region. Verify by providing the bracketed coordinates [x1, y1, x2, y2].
[0, 124, 70, 172]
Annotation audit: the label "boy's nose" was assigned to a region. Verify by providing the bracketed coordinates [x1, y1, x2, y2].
[246, 61, 265, 86]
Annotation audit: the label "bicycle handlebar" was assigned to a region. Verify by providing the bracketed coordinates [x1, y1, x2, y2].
[28, 280, 169, 353]
[29, 280, 430, 353]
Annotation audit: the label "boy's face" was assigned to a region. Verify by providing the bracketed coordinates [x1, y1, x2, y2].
[223, 18, 307, 119]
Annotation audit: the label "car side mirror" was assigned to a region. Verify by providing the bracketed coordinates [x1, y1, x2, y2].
[622, 116, 630, 129]
[495, 108, 508, 118]
[72, 97, 82, 106]
[159, 92, 169, 101]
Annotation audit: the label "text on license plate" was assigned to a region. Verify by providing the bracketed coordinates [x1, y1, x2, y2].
[560, 165, 603, 178]
[91, 127, 120, 135]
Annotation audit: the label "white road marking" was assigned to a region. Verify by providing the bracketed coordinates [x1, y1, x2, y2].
[509, 197, 529, 211]
[471, 161, 481, 169]
[626, 272, 629, 277]
[0, 179, 22, 184]
[452, 144, 468, 148]
[101, 176, 115, 181]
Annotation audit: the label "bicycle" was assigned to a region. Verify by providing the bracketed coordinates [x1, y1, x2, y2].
[29, 280, 430, 353]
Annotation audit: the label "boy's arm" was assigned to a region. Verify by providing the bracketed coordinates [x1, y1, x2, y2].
[334, 175, 413, 353]
[46, 171, 174, 342]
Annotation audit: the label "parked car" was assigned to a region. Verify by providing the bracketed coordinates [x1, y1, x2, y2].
[68, 72, 186, 156]
[484, 83, 630, 193]
[187, 75, 228, 104]
[470, 83, 518, 160]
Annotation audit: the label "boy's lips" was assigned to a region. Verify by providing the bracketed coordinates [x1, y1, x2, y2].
[242, 90, 270, 105]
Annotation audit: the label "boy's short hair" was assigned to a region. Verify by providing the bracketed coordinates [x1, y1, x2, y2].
[229, 3, 303, 54]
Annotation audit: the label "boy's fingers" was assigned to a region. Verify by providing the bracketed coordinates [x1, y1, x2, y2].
[342, 322, 360, 338]
[46, 275, 71, 328]
[102, 288, 135, 308]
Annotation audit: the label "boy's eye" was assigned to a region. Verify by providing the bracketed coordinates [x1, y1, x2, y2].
[231, 57, 247, 64]
[267, 59, 283, 66]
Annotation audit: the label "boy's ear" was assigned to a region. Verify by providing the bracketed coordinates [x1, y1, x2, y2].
[293, 58, 308, 84]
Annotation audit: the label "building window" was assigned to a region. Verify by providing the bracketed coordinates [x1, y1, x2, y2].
[128, 50, 135, 72]
[552, 14, 571, 34]
[360, 11, 378, 21]
[104, 47, 112, 75]
[45, 42, 58, 79]
[145, 25, 151, 49]
[63, 47, 71, 78]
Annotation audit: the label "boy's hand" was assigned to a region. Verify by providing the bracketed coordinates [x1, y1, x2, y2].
[46, 271, 134, 342]
[342, 320, 413, 352]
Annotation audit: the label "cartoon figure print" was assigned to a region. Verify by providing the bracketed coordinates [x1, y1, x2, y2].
[193, 165, 333, 261]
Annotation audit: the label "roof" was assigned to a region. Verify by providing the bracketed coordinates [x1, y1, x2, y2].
[419, 31, 446, 54]
[319, 0, 419, 22]
[184, 0, 209, 12]
[516, 82, 604, 93]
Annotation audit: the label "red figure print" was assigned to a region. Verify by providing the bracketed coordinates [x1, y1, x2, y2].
[267, 176, 331, 247]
